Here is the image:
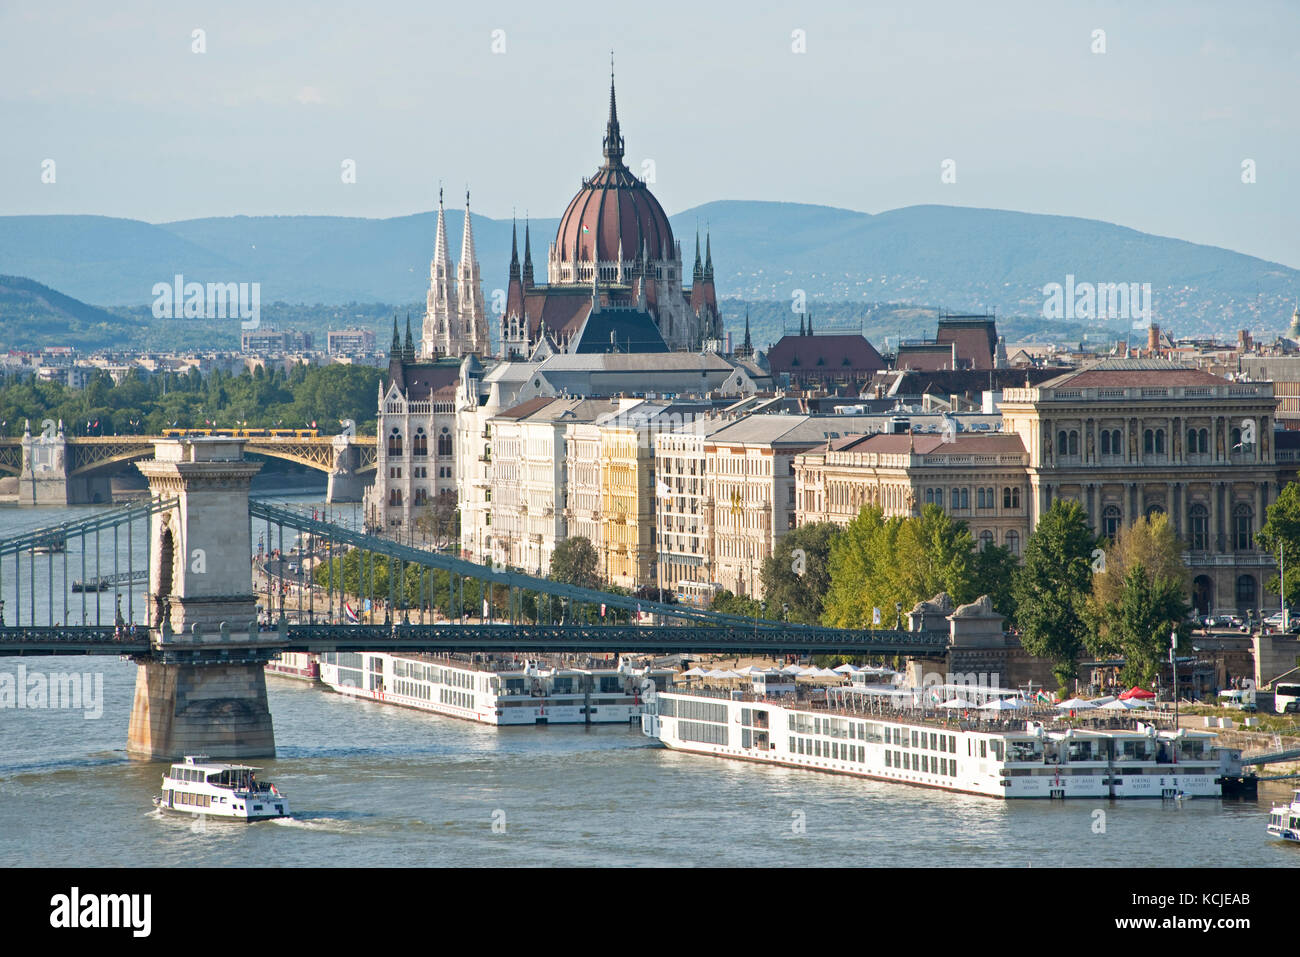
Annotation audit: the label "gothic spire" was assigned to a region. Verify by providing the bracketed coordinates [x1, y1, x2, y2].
[743, 308, 752, 356]
[404, 313, 414, 358]
[522, 216, 534, 286]
[391, 315, 401, 355]
[602, 52, 625, 167]
[509, 216, 520, 282]
[693, 230, 703, 282]
[456, 188, 488, 355]
[799, 313, 805, 337]
[705, 229, 713, 280]
[806, 309, 813, 336]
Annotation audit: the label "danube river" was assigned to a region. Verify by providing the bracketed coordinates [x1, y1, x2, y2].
[1, 498, 1298, 867]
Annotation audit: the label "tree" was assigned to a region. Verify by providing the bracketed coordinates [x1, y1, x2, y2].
[1088, 512, 1189, 615]
[710, 589, 763, 618]
[548, 537, 600, 590]
[971, 543, 1019, 625]
[1092, 562, 1189, 689]
[822, 505, 977, 629]
[1011, 500, 1096, 689]
[761, 521, 840, 623]
[1257, 481, 1300, 608]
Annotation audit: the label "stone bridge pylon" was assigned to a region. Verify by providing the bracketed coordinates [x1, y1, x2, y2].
[127, 438, 276, 760]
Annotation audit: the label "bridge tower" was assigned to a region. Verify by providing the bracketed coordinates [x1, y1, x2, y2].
[326, 438, 365, 503]
[18, 418, 69, 505]
[127, 438, 276, 760]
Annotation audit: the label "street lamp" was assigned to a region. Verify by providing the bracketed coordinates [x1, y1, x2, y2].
[1170, 629, 1179, 728]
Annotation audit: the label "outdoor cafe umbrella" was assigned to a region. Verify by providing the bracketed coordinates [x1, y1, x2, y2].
[1056, 698, 1097, 710]
[980, 698, 1026, 711]
[681, 667, 708, 677]
[939, 698, 970, 710]
[832, 663, 860, 674]
[1100, 699, 1140, 710]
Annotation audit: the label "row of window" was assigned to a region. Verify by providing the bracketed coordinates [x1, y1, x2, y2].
[884, 751, 957, 777]
[439, 689, 473, 709]
[790, 737, 866, 763]
[386, 429, 454, 458]
[1060, 427, 1250, 458]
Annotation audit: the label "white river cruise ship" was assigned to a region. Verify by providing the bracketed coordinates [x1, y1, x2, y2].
[318, 651, 674, 726]
[644, 686, 1245, 799]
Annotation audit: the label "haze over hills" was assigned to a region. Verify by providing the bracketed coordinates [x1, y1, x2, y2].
[1, 202, 1297, 338]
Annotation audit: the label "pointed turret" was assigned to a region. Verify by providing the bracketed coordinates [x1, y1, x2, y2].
[522, 217, 534, 286]
[391, 316, 401, 355]
[806, 309, 813, 336]
[602, 53, 625, 168]
[456, 188, 489, 356]
[509, 217, 520, 282]
[741, 309, 753, 358]
[404, 313, 415, 359]
[422, 187, 456, 358]
[799, 313, 806, 337]
[705, 230, 713, 280]
[693, 230, 704, 283]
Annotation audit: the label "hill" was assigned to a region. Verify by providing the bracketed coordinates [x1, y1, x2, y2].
[2, 202, 1297, 338]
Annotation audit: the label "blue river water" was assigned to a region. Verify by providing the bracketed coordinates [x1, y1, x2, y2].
[1, 498, 1298, 867]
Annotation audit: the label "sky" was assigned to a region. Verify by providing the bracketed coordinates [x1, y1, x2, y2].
[2, 0, 1298, 267]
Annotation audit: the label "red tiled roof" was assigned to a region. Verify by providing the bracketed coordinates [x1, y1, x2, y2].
[767, 334, 886, 375]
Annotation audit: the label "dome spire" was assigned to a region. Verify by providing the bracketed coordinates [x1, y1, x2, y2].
[602, 51, 624, 167]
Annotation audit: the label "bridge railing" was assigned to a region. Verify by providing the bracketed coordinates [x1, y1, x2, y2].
[0, 496, 175, 630]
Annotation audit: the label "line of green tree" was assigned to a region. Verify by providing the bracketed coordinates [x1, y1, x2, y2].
[707, 501, 1199, 693]
[0, 362, 385, 437]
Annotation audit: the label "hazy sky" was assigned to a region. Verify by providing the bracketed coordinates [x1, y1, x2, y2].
[3, 0, 1298, 267]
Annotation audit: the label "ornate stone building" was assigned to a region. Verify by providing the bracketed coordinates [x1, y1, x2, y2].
[421, 189, 488, 359]
[998, 359, 1279, 617]
[501, 72, 722, 359]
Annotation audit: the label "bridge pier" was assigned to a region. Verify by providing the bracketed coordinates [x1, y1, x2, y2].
[326, 440, 366, 503]
[18, 419, 70, 505]
[127, 657, 276, 760]
[128, 437, 275, 760]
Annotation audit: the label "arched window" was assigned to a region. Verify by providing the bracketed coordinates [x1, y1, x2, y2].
[1102, 505, 1122, 540]
[387, 428, 403, 457]
[1057, 431, 1068, 456]
[979, 530, 994, 551]
[1143, 429, 1154, 454]
[925, 488, 934, 505]
[1005, 530, 1020, 557]
[1068, 431, 1079, 456]
[437, 432, 452, 457]
[1234, 504, 1253, 550]
[1189, 504, 1208, 551]
[1101, 431, 1112, 456]
[1155, 429, 1166, 454]
[1003, 486, 1021, 510]
[1112, 430, 1123, 456]
[1199, 428, 1208, 453]
[1231, 427, 1242, 452]
[412, 428, 428, 457]
[977, 487, 987, 509]
[1236, 574, 1257, 606]
[958, 487, 969, 509]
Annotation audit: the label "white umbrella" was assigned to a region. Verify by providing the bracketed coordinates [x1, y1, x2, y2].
[1126, 698, 1154, 709]
[815, 667, 844, 678]
[1100, 699, 1136, 710]
[938, 698, 970, 710]
[1056, 698, 1096, 710]
[681, 667, 707, 677]
[734, 666, 761, 676]
[981, 698, 1025, 711]
[1091, 696, 1116, 706]
[833, 663, 859, 674]
[780, 665, 803, 675]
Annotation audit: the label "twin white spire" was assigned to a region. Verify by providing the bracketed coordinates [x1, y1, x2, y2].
[422, 187, 488, 359]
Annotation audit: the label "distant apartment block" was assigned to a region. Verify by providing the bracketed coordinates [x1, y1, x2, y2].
[327, 328, 377, 355]
[240, 328, 312, 354]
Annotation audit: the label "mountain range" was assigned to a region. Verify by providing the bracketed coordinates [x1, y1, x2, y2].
[1, 202, 1297, 337]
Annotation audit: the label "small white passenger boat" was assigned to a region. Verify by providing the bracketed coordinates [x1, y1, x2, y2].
[1267, 788, 1300, 843]
[153, 755, 290, 820]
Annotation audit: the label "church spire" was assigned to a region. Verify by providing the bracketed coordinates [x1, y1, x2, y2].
[391, 315, 401, 356]
[404, 313, 414, 359]
[742, 308, 752, 357]
[602, 52, 625, 167]
[522, 216, 534, 286]
[456, 188, 488, 356]
[799, 313, 805, 337]
[509, 216, 520, 282]
[423, 186, 456, 358]
[693, 230, 704, 282]
[704, 229, 713, 280]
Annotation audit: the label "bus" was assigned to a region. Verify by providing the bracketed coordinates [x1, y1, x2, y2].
[1275, 683, 1300, 714]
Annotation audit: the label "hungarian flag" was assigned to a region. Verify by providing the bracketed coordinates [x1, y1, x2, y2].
[344, 602, 358, 623]
[582, 224, 590, 234]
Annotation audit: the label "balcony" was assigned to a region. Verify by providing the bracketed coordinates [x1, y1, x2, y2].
[1183, 552, 1277, 568]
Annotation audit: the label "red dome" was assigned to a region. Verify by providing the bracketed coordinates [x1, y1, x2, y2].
[553, 74, 674, 266]
[555, 166, 674, 265]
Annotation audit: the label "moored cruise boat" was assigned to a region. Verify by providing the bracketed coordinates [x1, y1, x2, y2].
[265, 651, 319, 682]
[153, 755, 290, 820]
[643, 686, 1244, 799]
[1267, 789, 1300, 842]
[317, 651, 673, 726]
